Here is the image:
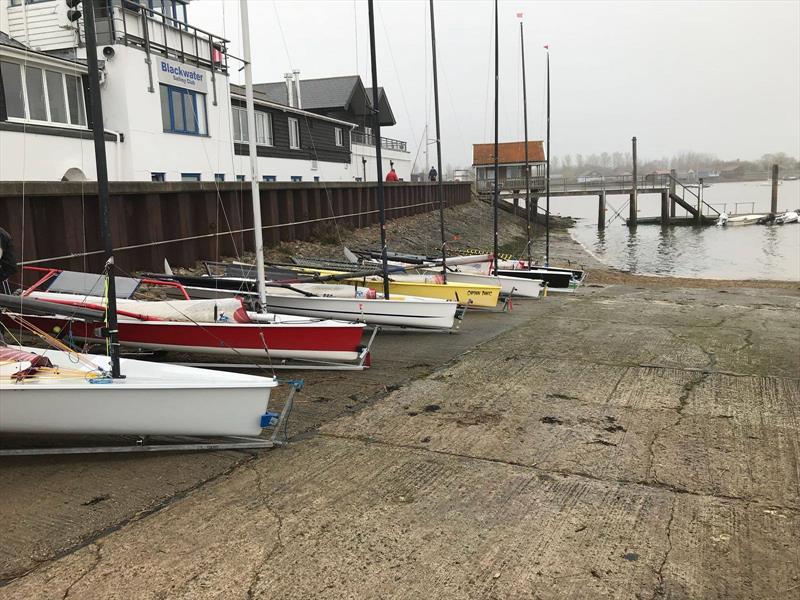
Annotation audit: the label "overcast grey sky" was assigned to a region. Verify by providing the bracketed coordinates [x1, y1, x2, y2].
[190, 0, 800, 169]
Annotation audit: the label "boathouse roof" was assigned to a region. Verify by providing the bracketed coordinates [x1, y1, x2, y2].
[472, 141, 546, 166]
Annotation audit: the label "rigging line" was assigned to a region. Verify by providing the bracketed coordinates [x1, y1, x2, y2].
[353, 0, 359, 77]
[482, 5, 493, 144]
[270, 2, 344, 247]
[111, 262, 277, 378]
[376, 3, 421, 170]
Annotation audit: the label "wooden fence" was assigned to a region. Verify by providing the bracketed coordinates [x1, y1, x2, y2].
[0, 181, 471, 276]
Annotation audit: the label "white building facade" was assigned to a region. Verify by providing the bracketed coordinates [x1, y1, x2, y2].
[0, 0, 408, 183]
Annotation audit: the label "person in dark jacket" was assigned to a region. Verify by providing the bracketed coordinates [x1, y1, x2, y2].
[0, 227, 17, 292]
[428, 166, 438, 182]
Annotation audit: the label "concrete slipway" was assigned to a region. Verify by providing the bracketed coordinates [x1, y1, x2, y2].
[0, 208, 798, 599]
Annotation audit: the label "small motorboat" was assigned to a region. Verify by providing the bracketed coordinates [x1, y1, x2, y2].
[775, 209, 799, 225]
[716, 213, 769, 227]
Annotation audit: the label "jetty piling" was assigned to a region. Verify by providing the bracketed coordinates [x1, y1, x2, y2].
[598, 191, 606, 230]
[629, 136, 638, 227]
[771, 164, 779, 214]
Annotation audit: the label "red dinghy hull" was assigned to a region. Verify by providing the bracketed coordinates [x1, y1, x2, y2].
[9, 315, 366, 362]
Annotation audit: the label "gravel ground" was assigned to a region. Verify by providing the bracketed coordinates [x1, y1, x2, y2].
[1, 197, 798, 599]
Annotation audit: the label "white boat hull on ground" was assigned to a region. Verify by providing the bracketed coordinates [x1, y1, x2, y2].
[429, 269, 542, 298]
[0, 346, 277, 436]
[257, 295, 457, 329]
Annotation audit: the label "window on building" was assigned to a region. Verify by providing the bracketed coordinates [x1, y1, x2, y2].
[288, 117, 300, 149]
[232, 107, 273, 146]
[313, 176, 320, 182]
[160, 84, 207, 135]
[255, 112, 272, 145]
[334, 127, 343, 147]
[263, 175, 276, 182]
[214, 173, 225, 182]
[236, 175, 246, 181]
[0, 60, 87, 126]
[151, 172, 166, 182]
[290, 175, 302, 182]
[8, 0, 52, 6]
[181, 173, 201, 181]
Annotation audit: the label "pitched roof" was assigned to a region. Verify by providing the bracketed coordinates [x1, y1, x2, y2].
[253, 75, 396, 125]
[472, 142, 546, 166]
[0, 31, 30, 50]
[254, 75, 363, 111]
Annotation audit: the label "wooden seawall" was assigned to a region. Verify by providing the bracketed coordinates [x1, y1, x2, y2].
[0, 181, 471, 275]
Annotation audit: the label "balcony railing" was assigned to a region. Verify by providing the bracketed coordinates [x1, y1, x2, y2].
[96, 1, 229, 75]
[351, 131, 407, 152]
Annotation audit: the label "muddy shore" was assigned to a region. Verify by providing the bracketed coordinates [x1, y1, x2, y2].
[1, 197, 798, 599]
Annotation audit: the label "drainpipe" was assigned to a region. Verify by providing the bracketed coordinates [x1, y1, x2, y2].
[293, 70, 302, 109]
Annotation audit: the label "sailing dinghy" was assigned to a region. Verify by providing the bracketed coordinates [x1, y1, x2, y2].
[3, 268, 369, 363]
[0, 343, 277, 436]
[149, 262, 462, 331]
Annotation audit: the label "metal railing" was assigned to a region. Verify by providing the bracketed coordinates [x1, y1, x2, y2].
[351, 131, 408, 152]
[708, 202, 755, 216]
[666, 174, 720, 216]
[104, 1, 229, 75]
[475, 174, 671, 194]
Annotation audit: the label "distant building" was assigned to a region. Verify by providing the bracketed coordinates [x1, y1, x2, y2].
[452, 169, 473, 182]
[254, 75, 410, 182]
[576, 170, 604, 183]
[472, 141, 545, 194]
[0, 1, 409, 183]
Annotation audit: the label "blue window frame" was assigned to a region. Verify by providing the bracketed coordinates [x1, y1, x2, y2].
[236, 175, 246, 182]
[214, 173, 225, 182]
[160, 84, 207, 136]
[263, 175, 276, 182]
[151, 172, 166, 182]
[181, 173, 201, 181]
[148, 0, 188, 24]
[290, 176, 302, 182]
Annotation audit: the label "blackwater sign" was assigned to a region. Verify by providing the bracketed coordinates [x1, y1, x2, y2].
[157, 58, 208, 93]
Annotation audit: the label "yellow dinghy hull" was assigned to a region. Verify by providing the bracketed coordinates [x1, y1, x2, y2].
[281, 267, 501, 307]
[357, 278, 499, 307]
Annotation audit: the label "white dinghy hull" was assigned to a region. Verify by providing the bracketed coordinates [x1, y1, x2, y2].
[0, 346, 277, 436]
[437, 270, 542, 298]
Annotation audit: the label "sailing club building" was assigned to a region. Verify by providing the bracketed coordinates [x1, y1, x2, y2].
[473, 141, 546, 194]
[0, 0, 411, 183]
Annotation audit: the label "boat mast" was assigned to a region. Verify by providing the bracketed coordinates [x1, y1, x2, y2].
[492, 0, 499, 275]
[520, 17, 531, 266]
[240, 0, 267, 308]
[429, 0, 447, 280]
[367, 0, 390, 299]
[545, 47, 551, 266]
[82, 0, 121, 378]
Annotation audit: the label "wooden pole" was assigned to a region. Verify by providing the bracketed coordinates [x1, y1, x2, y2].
[520, 18, 532, 266]
[629, 136, 637, 227]
[598, 192, 606, 229]
[771, 164, 779, 214]
[661, 190, 669, 226]
[696, 177, 704, 225]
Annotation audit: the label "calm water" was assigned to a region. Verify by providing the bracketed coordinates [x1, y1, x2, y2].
[548, 180, 800, 281]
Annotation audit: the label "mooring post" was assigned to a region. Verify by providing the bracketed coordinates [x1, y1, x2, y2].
[771, 164, 779, 214]
[661, 190, 669, 226]
[629, 136, 637, 227]
[669, 168, 677, 217]
[598, 191, 606, 229]
[696, 177, 704, 225]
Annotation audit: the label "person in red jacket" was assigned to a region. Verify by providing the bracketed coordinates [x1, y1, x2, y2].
[385, 168, 399, 182]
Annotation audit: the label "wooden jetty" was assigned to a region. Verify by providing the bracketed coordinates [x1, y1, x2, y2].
[478, 169, 721, 228]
